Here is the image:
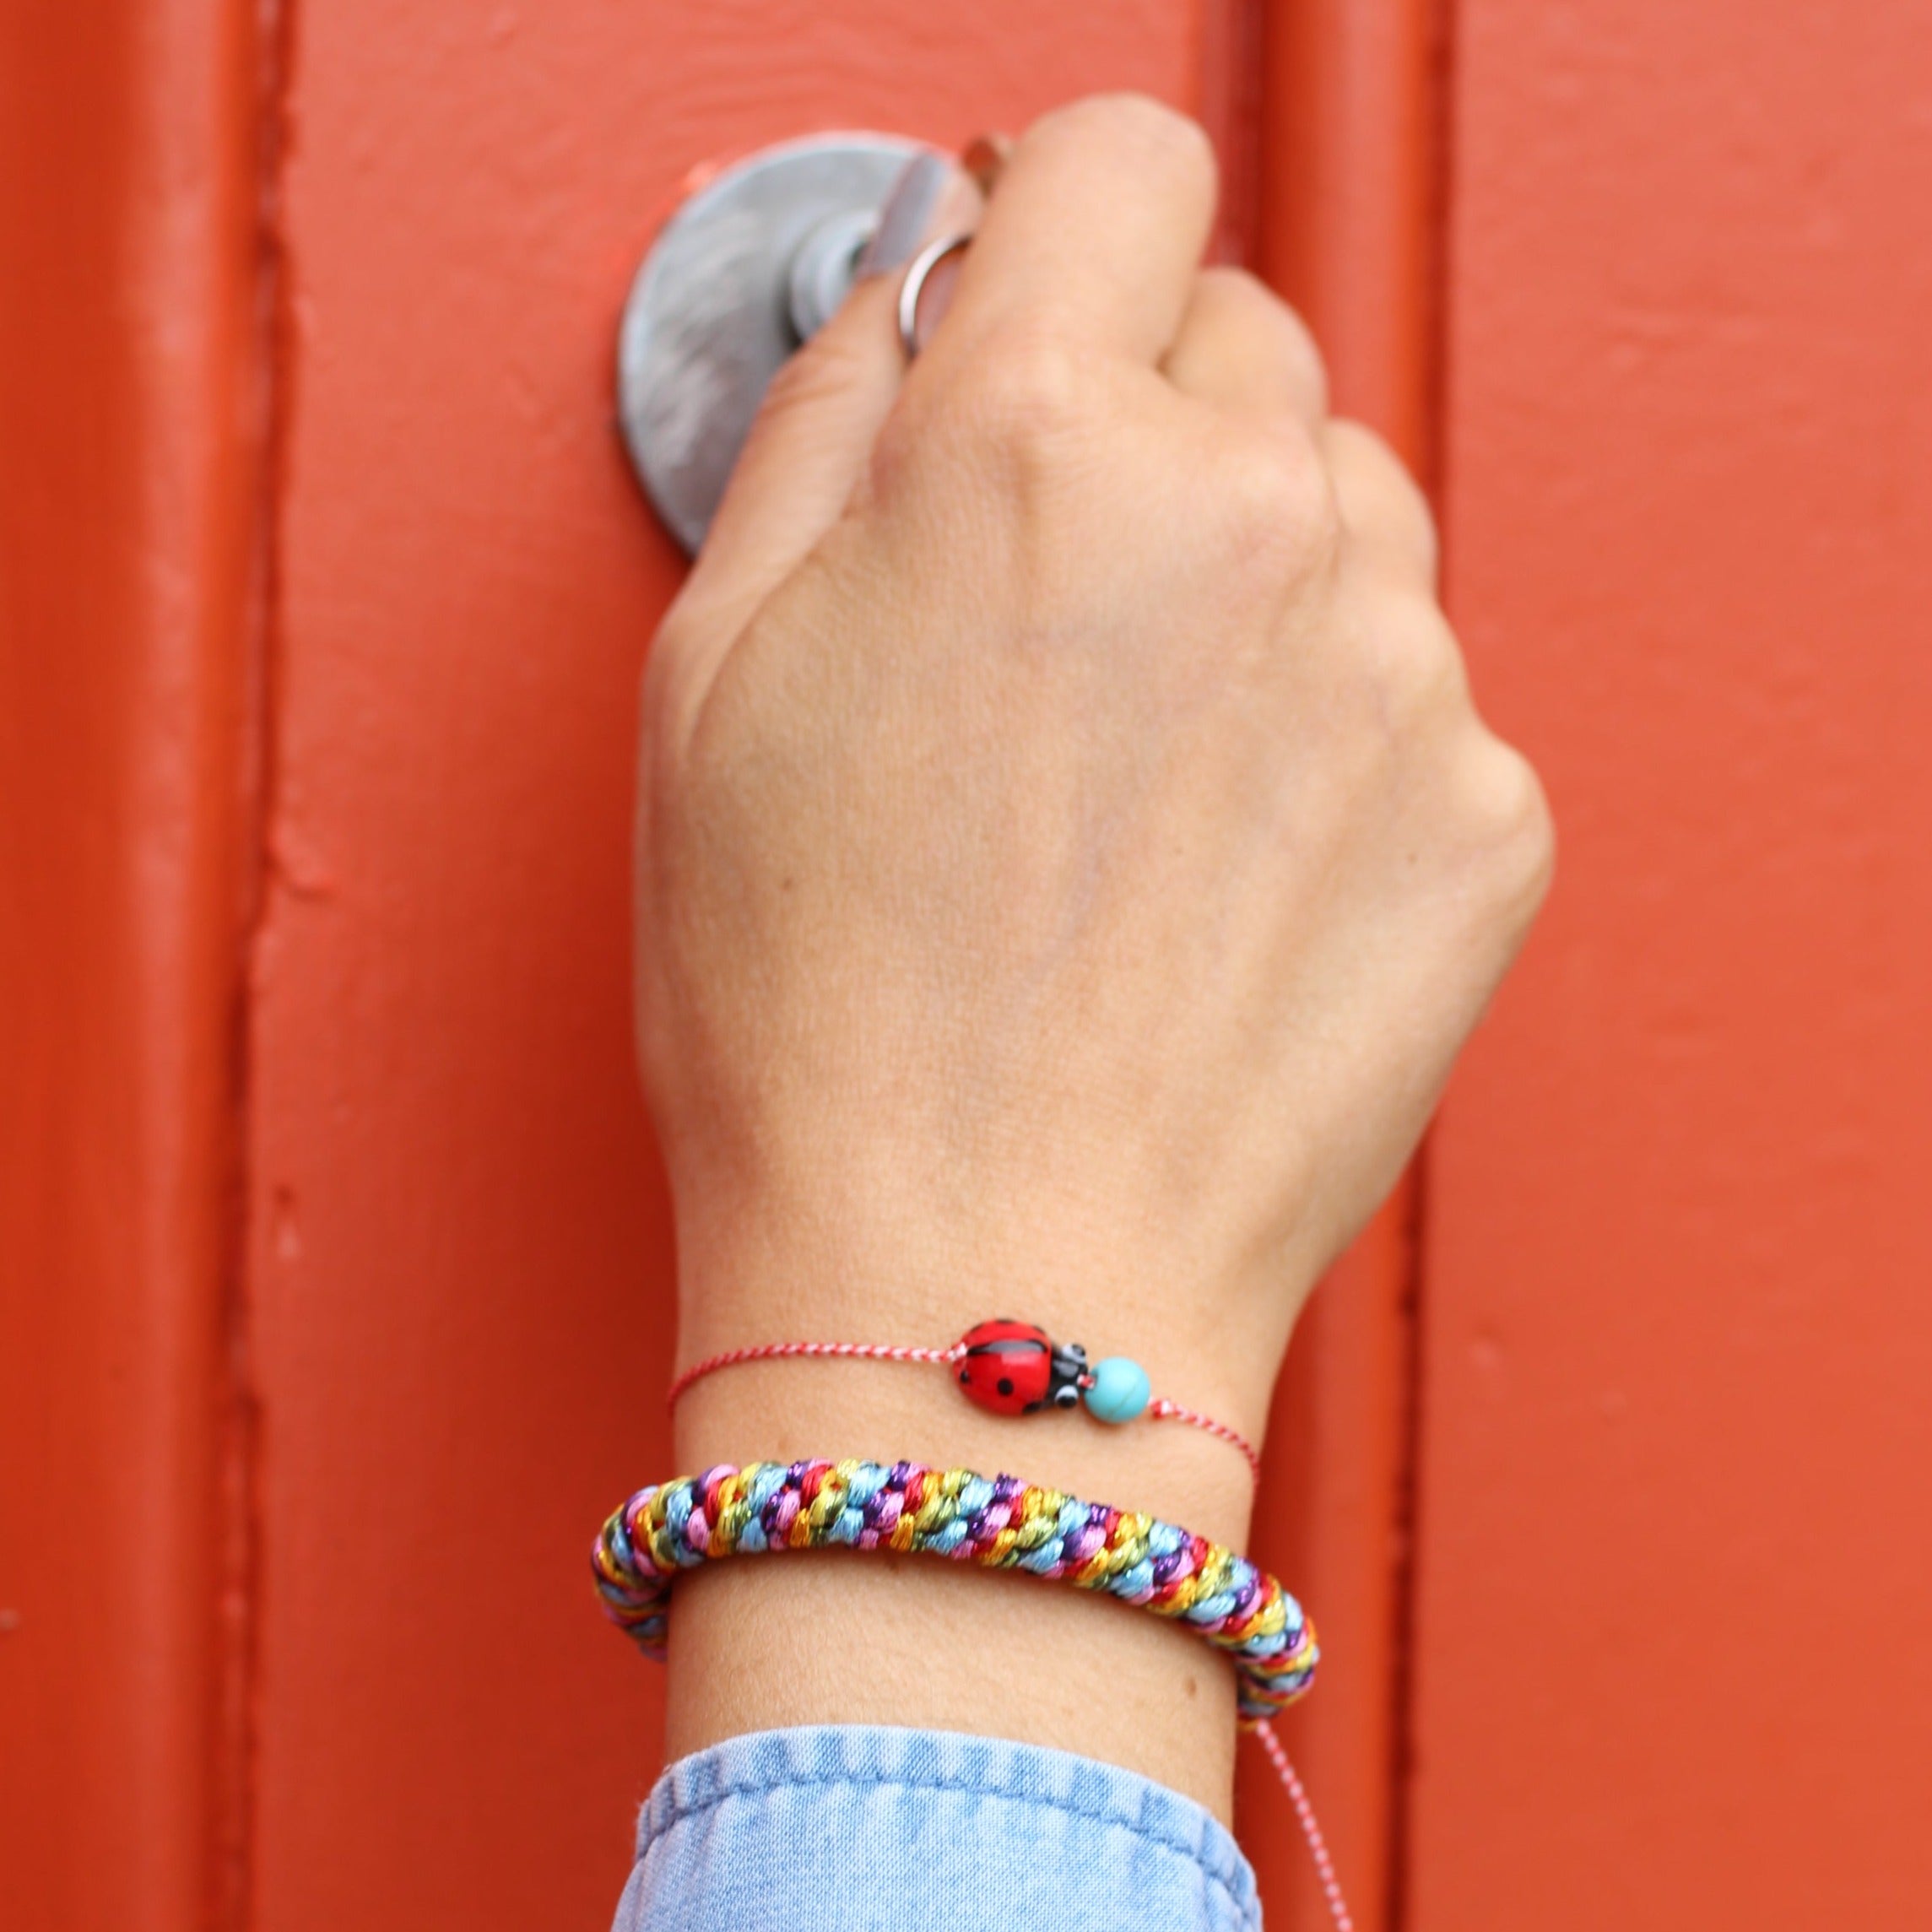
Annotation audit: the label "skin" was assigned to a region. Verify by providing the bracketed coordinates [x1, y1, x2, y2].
[633, 95, 1553, 1823]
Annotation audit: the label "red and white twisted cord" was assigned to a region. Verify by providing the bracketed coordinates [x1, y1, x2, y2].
[1148, 1396, 1263, 1479]
[666, 1339, 966, 1410]
[1253, 1718, 1356, 1931]
[668, 1337, 1261, 1476]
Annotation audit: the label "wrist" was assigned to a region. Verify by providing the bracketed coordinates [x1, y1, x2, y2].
[668, 1167, 1296, 1491]
[672, 1347, 1257, 1551]
[658, 1193, 1274, 1821]
[661, 1411, 1253, 1823]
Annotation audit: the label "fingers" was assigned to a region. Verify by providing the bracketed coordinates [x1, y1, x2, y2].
[671, 160, 982, 652]
[687, 89, 1220, 658]
[930, 94, 1218, 366]
[1163, 268, 1329, 426]
[1322, 419, 1438, 593]
[1161, 272, 1431, 593]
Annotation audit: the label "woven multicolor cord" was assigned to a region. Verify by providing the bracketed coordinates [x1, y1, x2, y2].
[591, 1457, 1318, 1723]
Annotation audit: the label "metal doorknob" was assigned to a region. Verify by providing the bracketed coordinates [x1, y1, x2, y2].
[617, 133, 928, 555]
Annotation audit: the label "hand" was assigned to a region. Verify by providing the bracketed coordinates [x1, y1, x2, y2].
[636, 94, 1550, 1432]
[630, 95, 1552, 1808]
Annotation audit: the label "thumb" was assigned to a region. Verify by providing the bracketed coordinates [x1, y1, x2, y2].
[661, 155, 982, 697]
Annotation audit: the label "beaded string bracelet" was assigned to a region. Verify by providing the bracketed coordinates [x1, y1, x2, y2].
[670, 1317, 1264, 1478]
[593, 1457, 1356, 1930]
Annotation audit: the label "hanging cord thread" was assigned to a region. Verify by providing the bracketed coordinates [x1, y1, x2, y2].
[1253, 1717, 1355, 1930]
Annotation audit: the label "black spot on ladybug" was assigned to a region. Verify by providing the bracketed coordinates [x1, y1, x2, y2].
[997, 1377, 1015, 1397]
[958, 1369, 968, 1383]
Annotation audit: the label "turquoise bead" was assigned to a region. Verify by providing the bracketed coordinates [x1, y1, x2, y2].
[1084, 1356, 1151, 1424]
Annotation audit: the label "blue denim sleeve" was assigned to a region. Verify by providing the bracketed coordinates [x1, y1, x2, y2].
[611, 1724, 1260, 1932]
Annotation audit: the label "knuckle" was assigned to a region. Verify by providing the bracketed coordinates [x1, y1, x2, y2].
[1214, 423, 1339, 574]
[1277, 319, 1329, 418]
[1344, 595, 1552, 911]
[1362, 593, 1468, 719]
[1465, 739, 1556, 906]
[943, 331, 1102, 465]
[1210, 267, 1329, 406]
[1329, 419, 1438, 578]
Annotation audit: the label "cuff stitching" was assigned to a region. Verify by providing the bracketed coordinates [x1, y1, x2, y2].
[638, 1764, 1255, 1927]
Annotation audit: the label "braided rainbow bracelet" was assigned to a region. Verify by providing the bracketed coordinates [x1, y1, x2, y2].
[591, 1456, 1317, 1722]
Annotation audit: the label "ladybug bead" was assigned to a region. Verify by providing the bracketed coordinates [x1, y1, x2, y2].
[955, 1319, 1088, 1416]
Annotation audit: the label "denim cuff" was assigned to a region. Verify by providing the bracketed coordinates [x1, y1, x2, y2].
[613, 1724, 1260, 1931]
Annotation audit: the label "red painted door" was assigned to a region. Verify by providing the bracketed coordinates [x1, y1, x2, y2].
[1408, 4, 1932, 1924]
[4, 3, 1928, 1930]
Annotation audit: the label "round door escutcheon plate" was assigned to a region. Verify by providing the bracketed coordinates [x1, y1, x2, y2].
[617, 133, 928, 555]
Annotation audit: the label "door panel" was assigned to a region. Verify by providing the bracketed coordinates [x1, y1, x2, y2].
[1237, 5, 1444, 1924]
[0, 3, 262, 1924]
[247, 5, 1378, 1928]
[1410, 3, 1932, 1925]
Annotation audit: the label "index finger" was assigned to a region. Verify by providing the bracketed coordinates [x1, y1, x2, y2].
[924, 95, 1218, 368]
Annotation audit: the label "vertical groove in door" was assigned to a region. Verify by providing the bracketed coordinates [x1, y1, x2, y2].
[1235, 2, 1454, 1925]
[1197, 0, 1267, 265]
[1385, 16, 1459, 1923]
[1379, 1155, 1427, 1930]
[217, 0, 304, 1924]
